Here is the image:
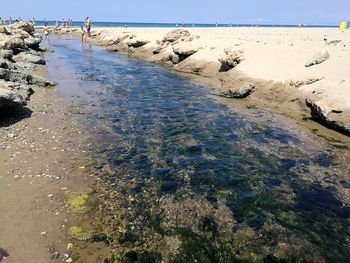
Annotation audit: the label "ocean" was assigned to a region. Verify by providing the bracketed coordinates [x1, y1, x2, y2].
[36, 20, 337, 28]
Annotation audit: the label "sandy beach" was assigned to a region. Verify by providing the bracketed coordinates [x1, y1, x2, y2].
[82, 26, 350, 138]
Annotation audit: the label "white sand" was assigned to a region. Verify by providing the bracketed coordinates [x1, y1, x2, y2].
[93, 27, 350, 111]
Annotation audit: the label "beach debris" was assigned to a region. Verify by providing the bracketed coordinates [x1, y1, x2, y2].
[162, 29, 191, 43]
[305, 50, 329, 67]
[289, 77, 323, 88]
[306, 98, 350, 136]
[218, 49, 244, 72]
[152, 46, 162, 54]
[67, 243, 73, 250]
[40, 231, 47, 236]
[222, 84, 255, 99]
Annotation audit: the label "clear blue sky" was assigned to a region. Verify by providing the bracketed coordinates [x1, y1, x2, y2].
[2, 0, 349, 25]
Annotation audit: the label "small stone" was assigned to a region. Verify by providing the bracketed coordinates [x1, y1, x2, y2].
[50, 251, 60, 260]
[65, 258, 73, 262]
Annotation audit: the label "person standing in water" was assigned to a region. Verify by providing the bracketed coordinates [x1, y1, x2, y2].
[43, 22, 50, 39]
[85, 16, 92, 37]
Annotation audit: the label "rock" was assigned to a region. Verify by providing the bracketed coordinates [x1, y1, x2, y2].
[173, 43, 199, 56]
[13, 53, 46, 65]
[0, 26, 9, 35]
[0, 59, 13, 69]
[15, 62, 38, 71]
[0, 87, 27, 107]
[306, 99, 350, 136]
[0, 68, 54, 86]
[218, 49, 244, 72]
[0, 35, 26, 50]
[163, 29, 191, 43]
[24, 36, 41, 49]
[153, 46, 162, 54]
[222, 85, 255, 98]
[50, 251, 60, 260]
[126, 39, 150, 48]
[128, 46, 135, 53]
[0, 50, 13, 60]
[11, 21, 35, 34]
[305, 50, 329, 67]
[290, 77, 323, 88]
[170, 53, 180, 64]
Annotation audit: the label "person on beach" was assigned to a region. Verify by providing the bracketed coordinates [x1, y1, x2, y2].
[32, 17, 36, 26]
[54, 20, 59, 31]
[0, 18, 3, 26]
[43, 22, 50, 39]
[81, 26, 87, 42]
[85, 16, 92, 37]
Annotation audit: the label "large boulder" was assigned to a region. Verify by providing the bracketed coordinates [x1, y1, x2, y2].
[173, 43, 199, 57]
[0, 35, 26, 50]
[0, 80, 34, 108]
[218, 49, 244, 72]
[305, 50, 329, 67]
[24, 36, 41, 49]
[163, 29, 191, 43]
[13, 52, 46, 65]
[10, 21, 35, 34]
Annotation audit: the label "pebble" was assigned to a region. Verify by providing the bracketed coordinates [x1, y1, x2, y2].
[50, 251, 60, 259]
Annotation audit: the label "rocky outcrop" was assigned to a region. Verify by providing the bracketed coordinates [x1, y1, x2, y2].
[305, 50, 329, 67]
[306, 99, 350, 136]
[218, 49, 244, 72]
[0, 22, 53, 109]
[10, 21, 35, 34]
[221, 85, 255, 99]
[13, 52, 46, 65]
[170, 43, 199, 64]
[163, 29, 191, 43]
[127, 39, 150, 48]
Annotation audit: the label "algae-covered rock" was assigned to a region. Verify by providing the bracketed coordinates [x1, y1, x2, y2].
[67, 190, 93, 214]
[68, 226, 92, 241]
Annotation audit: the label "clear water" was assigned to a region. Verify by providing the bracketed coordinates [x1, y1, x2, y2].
[46, 35, 350, 262]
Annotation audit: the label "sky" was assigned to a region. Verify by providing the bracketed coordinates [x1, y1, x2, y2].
[2, 0, 349, 25]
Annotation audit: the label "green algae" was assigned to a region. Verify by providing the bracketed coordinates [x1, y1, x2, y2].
[68, 226, 93, 241]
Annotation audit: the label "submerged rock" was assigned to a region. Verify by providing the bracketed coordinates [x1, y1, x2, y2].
[305, 50, 329, 67]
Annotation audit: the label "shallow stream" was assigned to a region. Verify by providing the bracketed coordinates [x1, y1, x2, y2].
[46, 35, 350, 262]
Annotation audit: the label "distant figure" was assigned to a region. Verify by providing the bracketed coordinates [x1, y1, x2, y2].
[85, 16, 92, 37]
[0, 18, 3, 26]
[32, 17, 36, 25]
[54, 20, 59, 31]
[62, 19, 66, 28]
[0, 247, 9, 261]
[43, 23, 50, 39]
[9, 17, 12, 24]
[81, 26, 86, 42]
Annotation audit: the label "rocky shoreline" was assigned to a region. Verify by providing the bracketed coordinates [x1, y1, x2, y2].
[47, 26, 350, 139]
[0, 21, 54, 110]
